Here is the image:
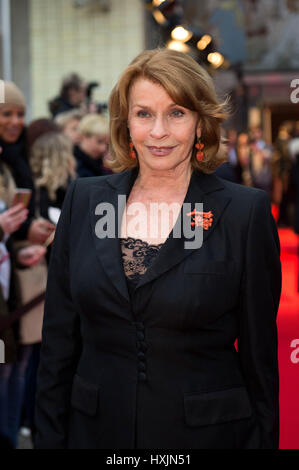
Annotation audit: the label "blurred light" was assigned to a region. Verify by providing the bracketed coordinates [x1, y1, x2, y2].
[197, 34, 212, 50]
[207, 52, 224, 68]
[167, 40, 190, 53]
[222, 58, 230, 69]
[171, 25, 193, 42]
[152, 9, 167, 24]
[152, 0, 167, 6]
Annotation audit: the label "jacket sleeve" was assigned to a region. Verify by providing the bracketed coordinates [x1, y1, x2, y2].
[238, 191, 282, 449]
[35, 179, 81, 449]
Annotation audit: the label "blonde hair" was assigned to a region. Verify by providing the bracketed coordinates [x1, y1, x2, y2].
[78, 114, 109, 137]
[54, 109, 83, 130]
[30, 132, 76, 201]
[108, 48, 228, 173]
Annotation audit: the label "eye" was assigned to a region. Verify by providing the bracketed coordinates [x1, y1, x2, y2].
[171, 109, 185, 117]
[137, 110, 150, 118]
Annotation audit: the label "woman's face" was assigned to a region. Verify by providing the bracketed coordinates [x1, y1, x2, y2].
[128, 78, 200, 173]
[68, 85, 86, 106]
[0, 105, 25, 143]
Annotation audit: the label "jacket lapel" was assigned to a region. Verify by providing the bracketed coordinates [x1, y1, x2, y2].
[137, 171, 231, 289]
[89, 169, 138, 303]
[89, 168, 231, 298]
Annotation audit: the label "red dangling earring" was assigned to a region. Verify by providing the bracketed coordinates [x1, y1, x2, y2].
[129, 141, 136, 160]
[195, 138, 204, 162]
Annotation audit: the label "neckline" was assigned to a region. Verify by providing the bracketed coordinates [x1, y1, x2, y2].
[120, 236, 164, 248]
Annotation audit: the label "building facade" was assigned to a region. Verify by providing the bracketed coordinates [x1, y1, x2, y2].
[1, 0, 145, 120]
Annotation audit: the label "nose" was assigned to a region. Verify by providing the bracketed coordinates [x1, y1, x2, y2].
[149, 115, 169, 139]
[11, 115, 22, 126]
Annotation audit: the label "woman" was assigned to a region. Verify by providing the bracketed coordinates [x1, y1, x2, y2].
[35, 49, 281, 449]
[234, 132, 253, 187]
[54, 110, 83, 145]
[0, 147, 46, 448]
[28, 121, 76, 222]
[17, 129, 76, 438]
[0, 82, 56, 244]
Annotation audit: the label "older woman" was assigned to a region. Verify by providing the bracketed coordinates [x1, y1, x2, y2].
[35, 49, 281, 449]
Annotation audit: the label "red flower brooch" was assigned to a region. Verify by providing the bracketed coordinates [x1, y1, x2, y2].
[186, 209, 214, 230]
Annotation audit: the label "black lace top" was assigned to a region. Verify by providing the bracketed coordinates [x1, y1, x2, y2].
[120, 237, 163, 293]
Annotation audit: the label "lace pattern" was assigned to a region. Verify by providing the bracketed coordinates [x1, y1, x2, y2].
[121, 237, 163, 284]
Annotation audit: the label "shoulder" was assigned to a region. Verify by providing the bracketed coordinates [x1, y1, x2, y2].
[207, 174, 273, 227]
[200, 172, 270, 208]
[219, 176, 270, 203]
[66, 173, 120, 207]
[73, 173, 119, 191]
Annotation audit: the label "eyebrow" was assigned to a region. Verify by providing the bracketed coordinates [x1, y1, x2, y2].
[132, 103, 183, 109]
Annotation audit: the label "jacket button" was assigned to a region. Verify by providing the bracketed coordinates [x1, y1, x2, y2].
[137, 341, 148, 352]
[137, 351, 145, 359]
[138, 362, 146, 372]
[136, 331, 145, 341]
[138, 372, 147, 382]
[134, 322, 145, 331]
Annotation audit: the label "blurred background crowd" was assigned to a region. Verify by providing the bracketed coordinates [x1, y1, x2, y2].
[0, 0, 298, 449]
[0, 77, 112, 449]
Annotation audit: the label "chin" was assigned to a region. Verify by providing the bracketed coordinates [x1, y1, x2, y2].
[143, 155, 186, 172]
[145, 159, 175, 170]
[3, 135, 21, 144]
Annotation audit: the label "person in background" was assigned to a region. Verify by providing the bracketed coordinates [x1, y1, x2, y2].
[29, 131, 76, 222]
[226, 128, 238, 167]
[18, 129, 76, 440]
[235, 132, 252, 186]
[0, 83, 55, 245]
[26, 118, 60, 152]
[248, 126, 273, 197]
[48, 73, 87, 118]
[214, 128, 237, 182]
[272, 124, 294, 226]
[26, 118, 72, 221]
[74, 113, 111, 177]
[289, 121, 299, 165]
[0, 142, 46, 448]
[289, 123, 299, 291]
[54, 110, 83, 146]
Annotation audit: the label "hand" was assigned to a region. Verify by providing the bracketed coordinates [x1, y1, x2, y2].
[28, 218, 56, 244]
[17, 244, 47, 267]
[0, 204, 29, 235]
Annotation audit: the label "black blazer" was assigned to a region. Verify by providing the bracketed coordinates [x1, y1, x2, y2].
[35, 169, 281, 449]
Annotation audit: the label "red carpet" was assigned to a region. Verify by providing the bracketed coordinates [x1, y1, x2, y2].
[277, 228, 299, 449]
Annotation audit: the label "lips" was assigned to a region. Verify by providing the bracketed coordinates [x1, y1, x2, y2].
[7, 128, 21, 136]
[147, 146, 177, 156]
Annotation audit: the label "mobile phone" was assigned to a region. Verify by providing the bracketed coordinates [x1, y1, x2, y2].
[11, 189, 32, 208]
